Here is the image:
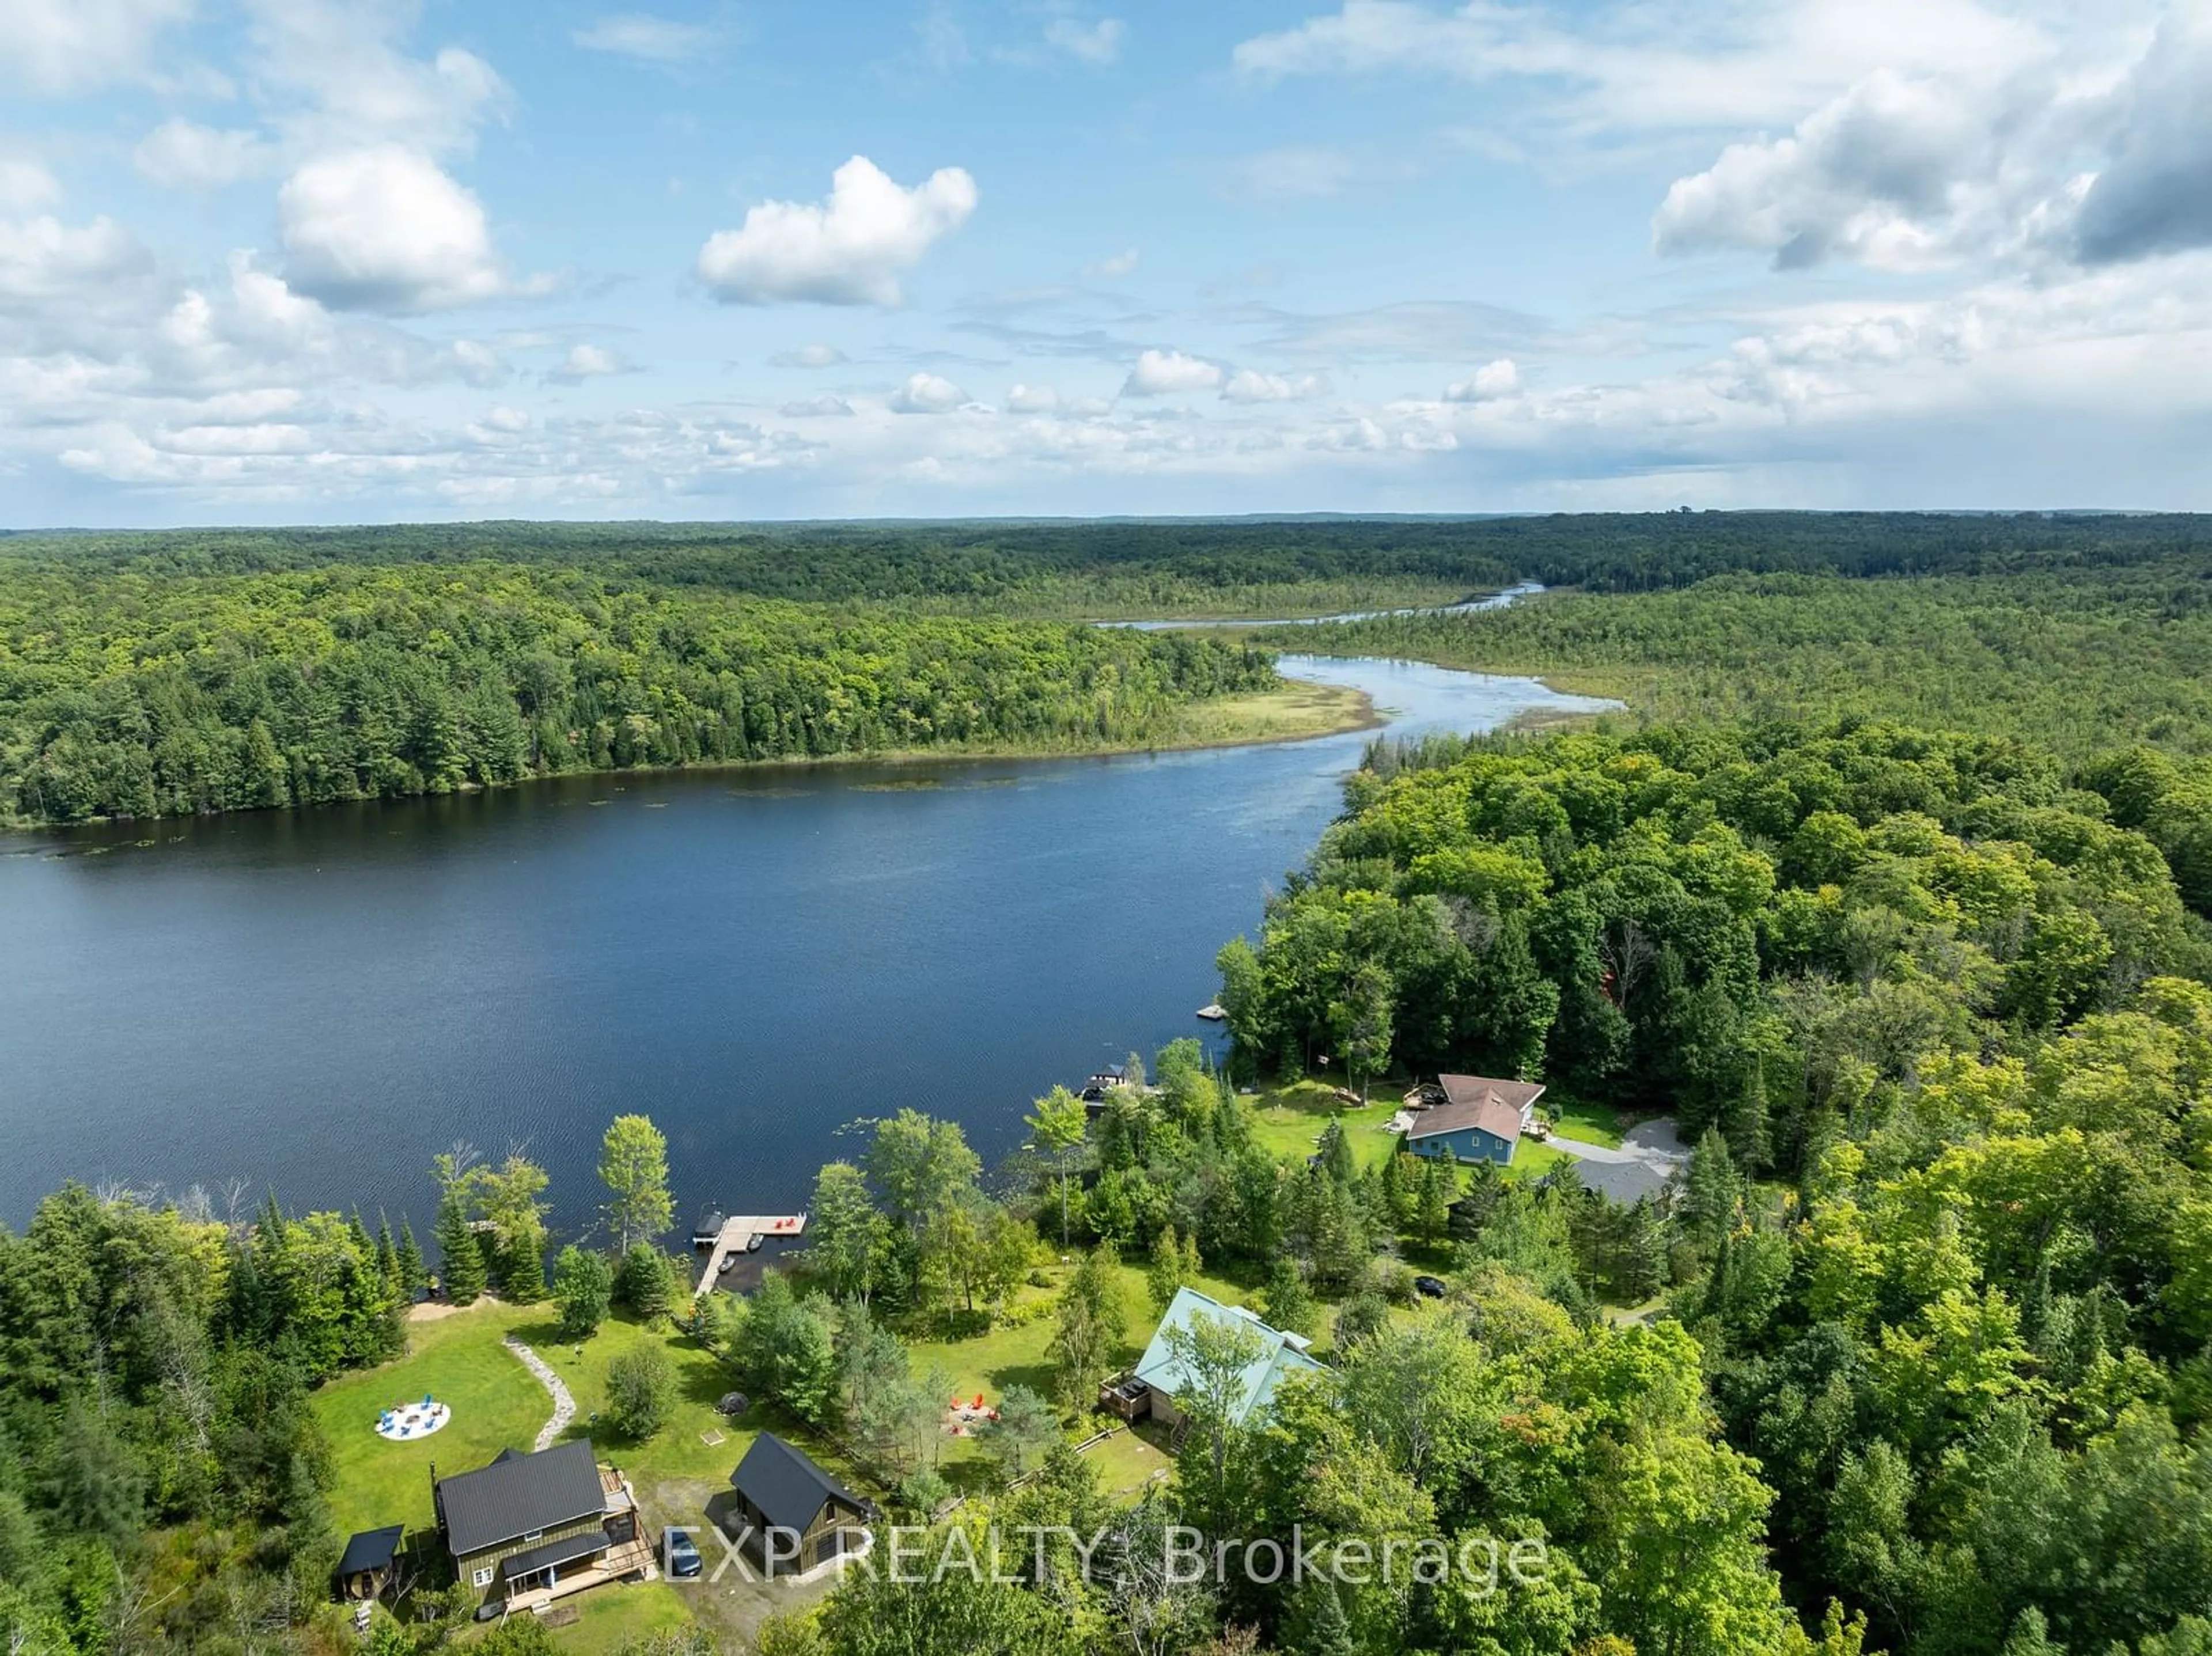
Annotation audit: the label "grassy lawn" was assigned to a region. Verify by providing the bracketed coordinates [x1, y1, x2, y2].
[310, 1299, 547, 1539]
[313, 1298, 864, 1653]
[1078, 1424, 1172, 1502]
[1507, 1139, 1575, 1181]
[1243, 1075, 1402, 1173]
[1543, 1094, 1626, 1149]
[902, 1259, 1251, 1494]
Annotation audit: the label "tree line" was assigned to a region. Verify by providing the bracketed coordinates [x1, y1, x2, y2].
[14, 511, 2212, 609]
[0, 563, 1275, 825]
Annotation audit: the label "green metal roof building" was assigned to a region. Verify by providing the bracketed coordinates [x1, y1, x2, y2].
[1128, 1287, 1326, 1430]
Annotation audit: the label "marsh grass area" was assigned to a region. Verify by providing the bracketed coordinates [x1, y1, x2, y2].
[1156, 677, 1376, 746]
[822, 674, 1375, 763]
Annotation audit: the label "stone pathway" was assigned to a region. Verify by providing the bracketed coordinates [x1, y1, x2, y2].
[504, 1334, 577, 1452]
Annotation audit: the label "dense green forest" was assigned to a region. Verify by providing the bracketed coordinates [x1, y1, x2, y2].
[1221, 721, 2211, 1151]
[1260, 562, 2212, 758]
[14, 516, 2212, 1656]
[0, 563, 1274, 825]
[13, 511, 2212, 611]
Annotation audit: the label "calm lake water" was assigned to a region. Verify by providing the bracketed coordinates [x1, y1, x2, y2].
[0, 654, 1613, 1237]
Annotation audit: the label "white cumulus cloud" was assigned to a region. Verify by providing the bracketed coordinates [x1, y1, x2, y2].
[1222, 368, 1325, 402]
[1083, 247, 1141, 279]
[0, 0, 192, 93]
[278, 146, 516, 314]
[0, 213, 152, 303]
[1007, 382, 1061, 411]
[550, 343, 625, 381]
[770, 342, 846, 367]
[888, 372, 967, 412]
[1123, 348, 1223, 396]
[132, 119, 280, 191]
[0, 158, 62, 211]
[696, 155, 977, 306]
[244, 0, 511, 158]
[1445, 358, 1521, 400]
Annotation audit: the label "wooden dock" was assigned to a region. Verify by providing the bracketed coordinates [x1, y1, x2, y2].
[694, 1213, 807, 1295]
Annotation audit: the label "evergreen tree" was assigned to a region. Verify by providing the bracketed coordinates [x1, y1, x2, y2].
[1317, 1119, 1357, 1185]
[434, 1188, 487, 1304]
[1291, 1578, 1358, 1656]
[396, 1218, 428, 1300]
[1260, 1256, 1316, 1336]
[615, 1245, 675, 1318]
[374, 1213, 402, 1298]
[1415, 1155, 1456, 1245]
[1683, 1128, 1743, 1251]
[1378, 1148, 1413, 1231]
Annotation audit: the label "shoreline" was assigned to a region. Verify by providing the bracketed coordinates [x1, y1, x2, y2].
[5, 675, 1381, 840]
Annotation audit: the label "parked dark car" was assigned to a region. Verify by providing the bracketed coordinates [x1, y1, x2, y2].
[665, 1528, 704, 1579]
[1412, 1275, 1449, 1299]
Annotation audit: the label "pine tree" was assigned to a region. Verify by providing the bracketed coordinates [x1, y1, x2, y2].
[1415, 1156, 1455, 1244]
[434, 1188, 487, 1304]
[1260, 1256, 1315, 1336]
[1318, 1119, 1355, 1185]
[396, 1218, 428, 1301]
[1684, 1128, 1742, 1249]
[1292, 1578, 1357, 1656]
[1378, 1149, 1412, 1231]
[499, 1230, 546, 1303]
[375, 1213, 403, 1297]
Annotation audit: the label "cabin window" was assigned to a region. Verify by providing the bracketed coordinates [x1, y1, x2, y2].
[471, 1567, 494, 1588]
[522, 1531, 543, 1543]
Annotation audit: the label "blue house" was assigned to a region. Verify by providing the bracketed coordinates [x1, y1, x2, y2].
[1402, 1074, 1546, 1165]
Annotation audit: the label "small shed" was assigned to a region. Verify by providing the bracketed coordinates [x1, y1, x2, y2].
[336, 1525, 406, 1601]
[727, 1433, 871, 1572]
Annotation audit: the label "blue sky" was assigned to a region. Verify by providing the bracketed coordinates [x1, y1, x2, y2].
[3, 0, 2210, 522]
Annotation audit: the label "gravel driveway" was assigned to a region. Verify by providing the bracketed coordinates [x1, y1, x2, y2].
[1544, 1117, 1689, 1203]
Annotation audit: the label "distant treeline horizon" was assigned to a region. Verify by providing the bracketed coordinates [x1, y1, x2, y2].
[8, 510, 2212, 609]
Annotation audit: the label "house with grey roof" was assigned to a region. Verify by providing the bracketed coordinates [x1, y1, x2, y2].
[1403, 1074, 1547, 1165]
[432, 1439, 649, 1613]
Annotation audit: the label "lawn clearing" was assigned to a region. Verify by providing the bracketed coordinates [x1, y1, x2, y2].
[1243, 1075, 1401, 1173]
[902, 1260, 1250, 1494]
[310, 1299, 544, 1538]
[1507, 1138, 1576, 1182]
[1543, 1094, 1626, 1149]
[1078, 1424, 1172, 1501]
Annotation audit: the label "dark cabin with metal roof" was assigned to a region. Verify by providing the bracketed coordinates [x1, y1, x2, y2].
[335, 1525, 405, 1601]
[726, 1433, 870, 1572]
[433, 1440, 647, 1610]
